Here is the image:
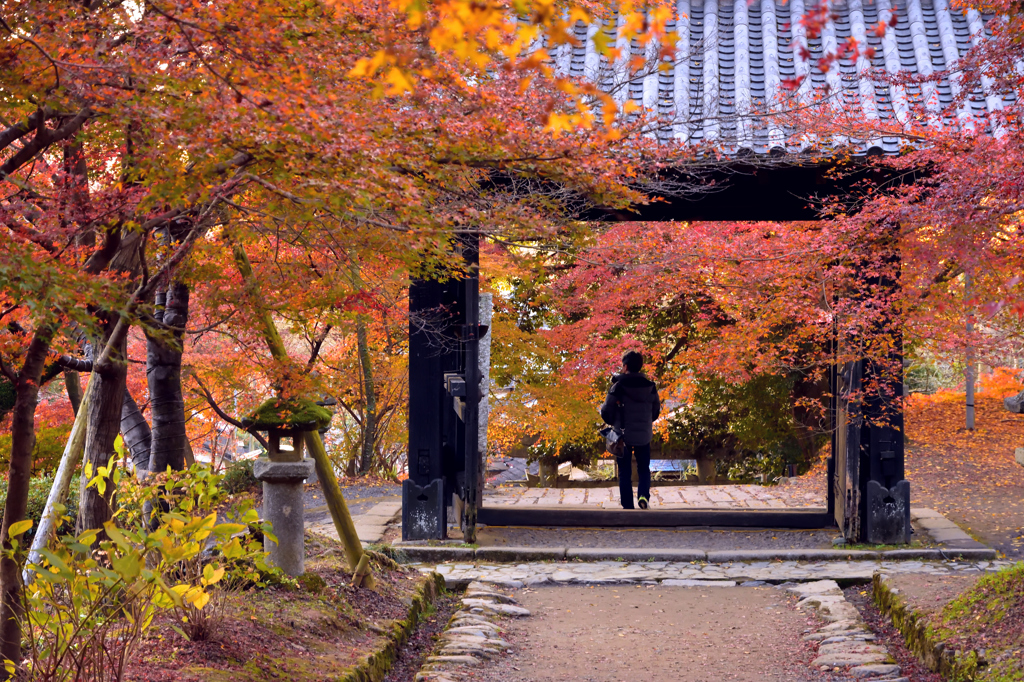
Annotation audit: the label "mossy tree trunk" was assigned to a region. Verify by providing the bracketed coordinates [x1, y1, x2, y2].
[356, 316, 377, 475]
[696, 457, 717, 484]
[538, 458, 558, 486]
[229, 239, 370, 585]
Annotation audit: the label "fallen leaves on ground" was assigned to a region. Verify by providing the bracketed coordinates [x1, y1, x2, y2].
[906, 393, 1024, 558]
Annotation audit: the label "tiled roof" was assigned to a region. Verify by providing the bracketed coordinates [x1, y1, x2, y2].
[553, 0, 1010, 155]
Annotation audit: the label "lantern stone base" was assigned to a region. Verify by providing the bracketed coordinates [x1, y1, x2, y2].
[254, 458, 315, 576]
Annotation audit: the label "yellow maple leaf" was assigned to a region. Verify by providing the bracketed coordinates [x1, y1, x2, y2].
[384, 67, 416, 95]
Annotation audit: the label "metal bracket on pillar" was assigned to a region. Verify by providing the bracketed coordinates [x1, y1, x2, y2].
[444, 373, 467, 397]
[865, 479, 910, 545]
[402, 478, 446, 540]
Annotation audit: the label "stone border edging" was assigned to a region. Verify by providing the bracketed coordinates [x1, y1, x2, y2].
[415, 581, 529, 682]
[338, 570, 445, 682]
[397, 545, 996, 564]
[910, 508, 988, 550]
[872, 572, 982, 680]
[794, 579, 907, 680]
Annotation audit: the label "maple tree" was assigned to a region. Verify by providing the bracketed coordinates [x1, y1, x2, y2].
[1, 0, 1022, 674]
[2, 0, 694, 666]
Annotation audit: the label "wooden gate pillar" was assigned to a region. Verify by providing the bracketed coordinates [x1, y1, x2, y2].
[403, 277, 449, 540]
[830, 236, 910, 544]
[402, 235, 483, 541]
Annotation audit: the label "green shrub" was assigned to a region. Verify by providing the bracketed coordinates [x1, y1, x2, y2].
[3, 462, 288, 680]
[8, 470, 276, 680]
[221, 458, 259, 495]
[664, 374, 814, 481]
[526, 433, 604, 468]
[0, 473, 79, 542]
[0, 425, 75, 473]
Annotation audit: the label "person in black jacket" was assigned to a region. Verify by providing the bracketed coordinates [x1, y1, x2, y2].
[600, 351, 661, 509]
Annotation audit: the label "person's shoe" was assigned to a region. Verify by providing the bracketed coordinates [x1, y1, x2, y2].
[638, 496, 649, 509]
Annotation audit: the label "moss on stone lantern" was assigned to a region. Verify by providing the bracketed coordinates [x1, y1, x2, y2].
[242, 397, 332, 463]
[241, 397, 330, 576]
[242, 396, 332, 432]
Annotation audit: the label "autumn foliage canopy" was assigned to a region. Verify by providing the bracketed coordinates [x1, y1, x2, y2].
[0, 0, 1020, 511]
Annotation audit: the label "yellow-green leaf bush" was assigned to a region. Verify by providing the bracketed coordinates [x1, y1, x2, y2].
[5, 464, 287, 680]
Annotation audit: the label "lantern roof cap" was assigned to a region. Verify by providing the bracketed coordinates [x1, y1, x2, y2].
[242, 397, 332, 432]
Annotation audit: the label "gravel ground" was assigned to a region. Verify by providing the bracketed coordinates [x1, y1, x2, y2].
[470, 585, 837, 682]
[474, 526, 839, 550]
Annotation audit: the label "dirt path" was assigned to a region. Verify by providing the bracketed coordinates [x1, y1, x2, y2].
[474, 585, 831, 682]
[303, 479, 401, 527]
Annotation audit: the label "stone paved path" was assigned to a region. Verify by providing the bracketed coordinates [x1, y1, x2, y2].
[304, 480, 402, 544]
[485, 482, 825, 509]
[425, 558, 1014, 587]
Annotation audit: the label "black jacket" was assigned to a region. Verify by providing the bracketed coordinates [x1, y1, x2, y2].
[600, 372, 661, 446]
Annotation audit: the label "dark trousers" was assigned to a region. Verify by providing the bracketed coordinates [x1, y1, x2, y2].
[617, 443, 651, 509]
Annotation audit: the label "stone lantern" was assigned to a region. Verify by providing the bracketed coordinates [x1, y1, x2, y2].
[242, 397, 332, 576]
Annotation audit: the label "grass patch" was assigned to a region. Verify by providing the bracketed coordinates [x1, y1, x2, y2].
[931, 562, 1024, 681]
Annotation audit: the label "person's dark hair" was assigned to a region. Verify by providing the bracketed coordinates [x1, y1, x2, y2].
[622, 351, 643, 373]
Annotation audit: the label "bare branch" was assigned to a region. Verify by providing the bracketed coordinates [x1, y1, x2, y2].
[0, 108, 47, 154]
[0, 108, 91, 180]
[52, 355, 93, 372]
[192, 373, 269, 451]
[305, 324, 332, 373]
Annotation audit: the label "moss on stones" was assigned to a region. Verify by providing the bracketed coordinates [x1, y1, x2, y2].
[336, 572, 445, 682]
[299, 571, 328, 594]
[872, 573, 983, 680]
[242, 397, 333, 431]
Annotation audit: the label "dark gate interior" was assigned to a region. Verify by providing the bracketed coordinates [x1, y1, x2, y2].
[402, 162, 912, 543]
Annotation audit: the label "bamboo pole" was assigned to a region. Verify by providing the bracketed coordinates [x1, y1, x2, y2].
[25, 375, 95, 579]
[305, 431, 373, 588]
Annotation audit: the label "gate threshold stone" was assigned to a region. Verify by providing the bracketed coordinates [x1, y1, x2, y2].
[477, 505, 832, 528]
[421, 558, 1016, 590]
[398, 545, 996, 564]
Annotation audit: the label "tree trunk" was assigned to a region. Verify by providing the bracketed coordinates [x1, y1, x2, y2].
[64, 370, 83, 416]
[965, 271, 976, 430]
[120, 389, 152, 478]
[538, 457, 558, 486]
[356, 317, 376, 475]
[0, 324, 54, 675]
[696, 457, 717, 484]
[76, 325, 127, 534]
[146, 282, 189, 474]
[791, 371, 829, 466]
